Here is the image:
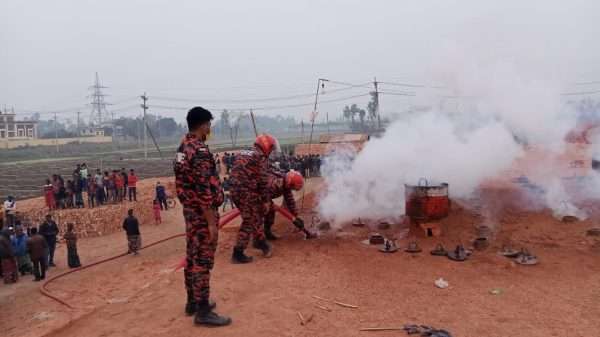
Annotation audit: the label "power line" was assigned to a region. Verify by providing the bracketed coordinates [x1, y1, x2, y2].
[147, 92, 371, 113]
[151, 83, 370, 104]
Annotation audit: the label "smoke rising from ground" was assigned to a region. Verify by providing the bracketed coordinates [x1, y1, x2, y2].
[318, 3, 597, 226]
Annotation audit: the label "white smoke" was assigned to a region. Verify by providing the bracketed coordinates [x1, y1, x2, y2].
[319, 111, 522, 225]
[318, 3, 599, 226]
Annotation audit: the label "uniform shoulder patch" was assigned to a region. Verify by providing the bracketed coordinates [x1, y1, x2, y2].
[175, 152, 186, 163]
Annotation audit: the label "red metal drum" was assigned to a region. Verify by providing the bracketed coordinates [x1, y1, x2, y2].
[405, 179, 450, 222]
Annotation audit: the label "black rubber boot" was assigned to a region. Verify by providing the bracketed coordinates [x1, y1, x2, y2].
[231, 248, 253, 264]
[264, 224, 279, 241]
[254, 239, 273, 258]
[186, 301, 217, 316]
[194, 300, 232, 327]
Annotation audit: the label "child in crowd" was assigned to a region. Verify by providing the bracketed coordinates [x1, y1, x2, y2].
[153, 199, 162, 225]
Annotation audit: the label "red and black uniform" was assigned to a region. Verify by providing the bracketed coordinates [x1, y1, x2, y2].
[174, 134, 223, 304]
[229, 149, 270, 250]
[264, 170, 298, 230]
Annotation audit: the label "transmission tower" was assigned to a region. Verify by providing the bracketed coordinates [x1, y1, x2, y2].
[88, 72, 111, 127]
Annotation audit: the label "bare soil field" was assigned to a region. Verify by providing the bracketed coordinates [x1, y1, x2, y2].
[1, 171, 600, 337]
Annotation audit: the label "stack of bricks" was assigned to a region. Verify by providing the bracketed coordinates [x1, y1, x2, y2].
[17, 178, 176, 238]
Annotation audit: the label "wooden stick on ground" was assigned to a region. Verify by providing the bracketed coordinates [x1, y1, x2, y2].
[333, 301, 358, 309]
[314, 304, 332, 312]
[306, 313, 314, 324]
[359, 327, 405, 332]
[297, 312, 306, 326]
[312, 295, 358, 309]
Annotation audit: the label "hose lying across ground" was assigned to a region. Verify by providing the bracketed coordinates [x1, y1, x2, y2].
[40, 208, 241, 309]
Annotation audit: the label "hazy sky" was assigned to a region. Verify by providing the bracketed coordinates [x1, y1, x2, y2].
[1, 0, 599, 123]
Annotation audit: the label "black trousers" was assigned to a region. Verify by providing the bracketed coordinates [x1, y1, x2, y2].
[158, 197, 167, 210]
[129, 187, 137, 201]
[46, 238, 57, 264]
[32, 258, 47, 279]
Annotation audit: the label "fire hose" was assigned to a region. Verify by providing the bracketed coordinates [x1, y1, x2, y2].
[41, 205, 313, 309]
[40, 208, 242, 310]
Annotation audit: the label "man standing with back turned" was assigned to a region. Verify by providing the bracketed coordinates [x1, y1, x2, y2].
[174, 106, 230, 327]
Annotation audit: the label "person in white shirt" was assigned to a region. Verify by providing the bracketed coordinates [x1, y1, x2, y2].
[3, 196, 16, 227]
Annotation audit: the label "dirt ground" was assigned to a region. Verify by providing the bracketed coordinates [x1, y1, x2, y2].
[2, 174, 600, 337]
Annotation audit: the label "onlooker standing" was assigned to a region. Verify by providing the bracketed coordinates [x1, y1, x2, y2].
[103, 171, 112, 203]
[80, 163, 89, 191]
[122, 209, 141, 255]
[95, 169, 105, 205]
[87, 174, 97, 208]
[155, 181, 168, 210]
[121, 168, 129, 200]
[128, 169, 138, 201]
[221, 177, 234, 211]
[3, 196, 16, 227]
[11, 226, 32, 275]
[153, 200, 162, 225]
[42, 180, 56, 210]
[39, 214, 59, 267]
[114, 171, 124, 202]
[0, 229, 18, 284]
[27, 227, 48, 281]
[63, 223, 81, 268]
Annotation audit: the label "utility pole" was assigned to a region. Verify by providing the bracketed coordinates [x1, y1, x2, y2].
[141, 93, 148, 160]
[54, 112, 59, 153]
[373, 77, 381, 130]
[308, 78, 329, 152]
[249, 108, 258, 137]
[76, 111, 81, 144]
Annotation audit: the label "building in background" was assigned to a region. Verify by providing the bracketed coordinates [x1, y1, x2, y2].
[0, 109, 38, 139]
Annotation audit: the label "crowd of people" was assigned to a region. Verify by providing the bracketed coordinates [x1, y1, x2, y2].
[219, 152, 322, 178]
[0, 208, 147, 285]
[42, 164, 140, 210]
[0, 214, 74, 284]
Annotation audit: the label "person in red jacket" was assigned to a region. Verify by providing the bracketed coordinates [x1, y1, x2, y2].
[229, 134, 278, 264]
[128, 169, 138, 202]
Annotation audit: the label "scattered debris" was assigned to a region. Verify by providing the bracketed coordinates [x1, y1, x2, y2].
[430, 243, 447, 256]
[361, 324, 453, 336]
[514, 249, 538, 265]
[297, 311, 306, 325]
[490, 288, 503, 295]
[473, 237, 489, 251]
[499, 245, 520, 258]
[362, 233, 385, 246]
[318, 221, 331, 231]
[379, 239, 399, 253]
[312, 295, 358, 309]
[353, 218, 366, 227]
[314, 304, 332, 312]
[377, 222, 391, 230]
[586, 228, 600, 236]
[434, 278, 449, 289]
[31, 311, 53, 321]
[447, 245, 468, 262]
[405, 241, 422, 253]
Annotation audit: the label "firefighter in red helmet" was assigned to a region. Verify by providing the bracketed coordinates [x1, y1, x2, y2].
[228, 134, 279, 263]
[261, 169, 311, 240]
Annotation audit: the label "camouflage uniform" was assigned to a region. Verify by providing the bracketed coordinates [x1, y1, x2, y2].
[174, 134, 223, 303]
[264, 170, 298, 229]
[229, 149, 270, 250]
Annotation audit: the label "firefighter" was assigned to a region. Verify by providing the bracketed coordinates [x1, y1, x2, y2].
[174, 106, 231, 327]
[229, 134, 278, 264]
[263, 169, 307, 240]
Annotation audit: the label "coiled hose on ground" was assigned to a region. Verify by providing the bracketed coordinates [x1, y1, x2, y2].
[40, 208, 241, 309]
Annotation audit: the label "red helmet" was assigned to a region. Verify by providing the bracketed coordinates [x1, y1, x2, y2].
[285, 170, 304, 190]
[255, 134, 278, 156]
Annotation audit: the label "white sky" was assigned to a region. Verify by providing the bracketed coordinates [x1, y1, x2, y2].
[1, 0, 599, 123]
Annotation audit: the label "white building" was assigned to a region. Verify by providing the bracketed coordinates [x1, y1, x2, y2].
[0, 110, 38, 139]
